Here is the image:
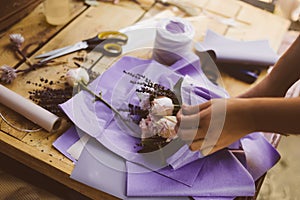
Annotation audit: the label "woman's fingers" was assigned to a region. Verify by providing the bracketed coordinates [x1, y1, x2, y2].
[189, 139, 202, 151]
[189, 139, 217, 156]
[181, 102, 211, 115]
[177, 127, 206, 141]
[181, 104, 200, 115]
[177, 102, 211, 129]
[177, 111, 201, 129]
[177, 124, 222, 156]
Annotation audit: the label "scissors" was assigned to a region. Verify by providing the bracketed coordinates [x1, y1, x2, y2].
[35, 31, 128, 63]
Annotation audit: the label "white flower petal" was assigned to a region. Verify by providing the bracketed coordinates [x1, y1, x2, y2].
[9, 33, 25, 47]
[151, 97, 174, 116]
[66, 68, 90, 86]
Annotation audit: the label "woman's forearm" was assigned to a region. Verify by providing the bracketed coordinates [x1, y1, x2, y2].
[249, 97, 300, 135]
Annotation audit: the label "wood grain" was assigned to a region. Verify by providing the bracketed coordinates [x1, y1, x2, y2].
[0, 0, 87, 68]
[0, 0, 291, 199]
[0, 1, 145, 199]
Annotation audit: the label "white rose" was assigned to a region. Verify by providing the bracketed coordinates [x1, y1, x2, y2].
[66, 68, 89, 86]
[139, 117, 155, 139]
[156, 116, 178, 141]
[150, 97, 174, 116]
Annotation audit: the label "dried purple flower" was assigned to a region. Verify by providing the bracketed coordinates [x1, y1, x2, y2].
[9, 33, 25, 49]
[0, 65, 17, 84]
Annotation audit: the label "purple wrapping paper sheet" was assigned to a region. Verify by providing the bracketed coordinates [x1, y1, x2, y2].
[195, 30, 279, 66]
[71, 137, 190, 200]
[72, 137, 213, 200]
[52, 126, 80, 162]
[99, 121, 206, 187]
[53, 127, 248, 200]
[193, 197, 234, 200]
[166, 144, 204, 170]
[58, 56, 281, 198]
[154, 158, 206, 187]
[126, 149, 255, 197]
[241, 132, 280, 180]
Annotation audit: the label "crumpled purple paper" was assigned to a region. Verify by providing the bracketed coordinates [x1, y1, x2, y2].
[60, 56, 226, 171]
[195, 30, 279, 67]
[126, 149, 255, 197]
[59, 55, 280, 198]
[166, 144, 204, 170]
[52, 126, 80, 162]
[55, 127, 249, 200]
[71, 136, 191, 200]
[241, 132, 280, 180]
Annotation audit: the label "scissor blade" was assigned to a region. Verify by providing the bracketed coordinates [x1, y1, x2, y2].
[37, 42, 88, 63]
[35, 44, 77, 59]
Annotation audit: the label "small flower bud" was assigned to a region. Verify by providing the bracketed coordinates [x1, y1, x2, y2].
[0, 65, 17, 84]
[66, 68, 90, 86]
[9, 33, 25, 48]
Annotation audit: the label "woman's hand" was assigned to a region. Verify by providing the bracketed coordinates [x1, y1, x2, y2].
[176, 98, 255, 156]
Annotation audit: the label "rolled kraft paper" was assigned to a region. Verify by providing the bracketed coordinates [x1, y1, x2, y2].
[0, 84, 61, 132]
[152, 17, 195, 66]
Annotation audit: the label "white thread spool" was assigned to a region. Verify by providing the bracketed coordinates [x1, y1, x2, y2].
[152, 17, 195, 66]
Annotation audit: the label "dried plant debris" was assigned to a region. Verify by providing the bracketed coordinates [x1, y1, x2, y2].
[27, 77, 73, 117]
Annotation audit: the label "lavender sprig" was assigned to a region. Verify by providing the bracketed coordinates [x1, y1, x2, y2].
[0, 65, 17, 84]
[9, 33, 33, 68]
[123, 70, 181, 116]
[1, 34, 51, 84]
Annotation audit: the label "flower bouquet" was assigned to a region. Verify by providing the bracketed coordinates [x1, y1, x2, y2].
[61, 55, 222, 164]
[117, 69, 182, 153]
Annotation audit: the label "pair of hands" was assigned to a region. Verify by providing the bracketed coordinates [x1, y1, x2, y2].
[175, 98, 255, 156]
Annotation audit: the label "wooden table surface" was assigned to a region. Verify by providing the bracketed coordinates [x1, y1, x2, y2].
[0, 0, 290, 199]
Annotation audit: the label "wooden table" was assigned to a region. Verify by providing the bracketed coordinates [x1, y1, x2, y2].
[0, 0, 290, 199]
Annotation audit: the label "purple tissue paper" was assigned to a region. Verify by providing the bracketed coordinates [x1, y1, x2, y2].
[196, 30, 279, 67]
[57, 55, 280, 199]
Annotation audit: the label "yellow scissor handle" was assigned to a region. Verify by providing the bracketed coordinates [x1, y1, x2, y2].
[97, 31, 128, 44]
[102, 43, 122, 57]
[84, 31, 128, 46]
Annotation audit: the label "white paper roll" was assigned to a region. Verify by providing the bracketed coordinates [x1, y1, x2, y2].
[0, 84, 61, 132]
[152, 17, 195, 66]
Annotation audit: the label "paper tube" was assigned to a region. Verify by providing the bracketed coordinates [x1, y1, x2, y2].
[152, 17, 195, 66]
[0, 84, 61, 132]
